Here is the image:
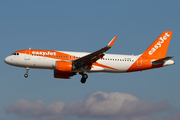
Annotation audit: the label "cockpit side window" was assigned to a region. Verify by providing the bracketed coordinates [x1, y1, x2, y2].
[11, 53, 19, 55]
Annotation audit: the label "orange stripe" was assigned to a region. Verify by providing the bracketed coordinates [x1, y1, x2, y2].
[15, 49, 79, 60]
[93, 62, 118, 71]
[127, 57, 163, 72]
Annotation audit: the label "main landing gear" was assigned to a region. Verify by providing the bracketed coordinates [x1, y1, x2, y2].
[80, 73, 88, 84]
[24, 67, 29, 78]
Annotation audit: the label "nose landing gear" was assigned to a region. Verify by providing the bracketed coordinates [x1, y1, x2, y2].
[24, 67, 29, 78]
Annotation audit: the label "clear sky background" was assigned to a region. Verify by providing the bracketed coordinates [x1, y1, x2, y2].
[1, 1, 180, 120]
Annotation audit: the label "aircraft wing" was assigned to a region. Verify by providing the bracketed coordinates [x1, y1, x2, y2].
[73, 36, 117, 71]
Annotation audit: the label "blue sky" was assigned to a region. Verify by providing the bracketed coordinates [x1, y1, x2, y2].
[1, 0, 180, 120]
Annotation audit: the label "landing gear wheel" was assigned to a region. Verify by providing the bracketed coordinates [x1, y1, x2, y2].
[24, 67, 29, 78]
[80, 73, 88, 84]
[24, 74, 28, 78]
[83, 74, 88, 79]
[81, 78, 86, 84]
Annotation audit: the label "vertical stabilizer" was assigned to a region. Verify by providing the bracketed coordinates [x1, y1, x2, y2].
[141, 31, 173, 59]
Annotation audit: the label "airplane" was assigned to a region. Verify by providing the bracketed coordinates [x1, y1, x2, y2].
[4, 31, 175, 83]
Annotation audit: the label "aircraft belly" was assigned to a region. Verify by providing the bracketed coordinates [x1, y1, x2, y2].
[32, 57, 55, 69]
[14, 57, 55, 69]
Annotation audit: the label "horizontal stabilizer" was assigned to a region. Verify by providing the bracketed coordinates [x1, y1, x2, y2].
[152, 56, 173, 65]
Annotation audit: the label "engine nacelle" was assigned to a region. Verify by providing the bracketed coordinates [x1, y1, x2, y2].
[56, 61, 72, 72]
[54, 61, 73, 79]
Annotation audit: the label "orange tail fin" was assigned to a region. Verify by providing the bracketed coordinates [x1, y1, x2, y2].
[141, 31, 173, 59]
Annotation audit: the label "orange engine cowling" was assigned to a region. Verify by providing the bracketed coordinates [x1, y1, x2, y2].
[56, 61, 72, 72]
[54, 61, 73, 79]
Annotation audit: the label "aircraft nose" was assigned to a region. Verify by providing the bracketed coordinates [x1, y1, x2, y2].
[4, 56, 11, 64]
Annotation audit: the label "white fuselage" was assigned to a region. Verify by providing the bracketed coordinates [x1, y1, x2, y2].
[4, 51, 140, 73]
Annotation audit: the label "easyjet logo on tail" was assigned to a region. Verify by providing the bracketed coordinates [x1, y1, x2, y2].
[149, 32, 171, 55]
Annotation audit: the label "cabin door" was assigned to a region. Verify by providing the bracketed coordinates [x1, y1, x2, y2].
[24, 50, 30, 60]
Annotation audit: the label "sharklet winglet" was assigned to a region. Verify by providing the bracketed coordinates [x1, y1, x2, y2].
[108, 36, 117, 47]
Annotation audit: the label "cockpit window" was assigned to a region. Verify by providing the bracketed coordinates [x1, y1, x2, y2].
[11, 53, 19, 55]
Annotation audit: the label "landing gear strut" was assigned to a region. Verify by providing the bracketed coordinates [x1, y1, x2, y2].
[24, 67, 29, 78]
[80, 73, 88, 84]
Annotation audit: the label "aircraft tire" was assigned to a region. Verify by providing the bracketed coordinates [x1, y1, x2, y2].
[81, 78, 86, 84]
[24, 74, 28, 78]
[83, 74, 88, 79]
[80, 74, 88, 84]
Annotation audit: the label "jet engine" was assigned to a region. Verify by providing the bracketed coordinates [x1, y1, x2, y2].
[54, 61, 73, 79]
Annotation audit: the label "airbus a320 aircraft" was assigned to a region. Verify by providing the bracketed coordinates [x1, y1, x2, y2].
[4, 31, 174, 83]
